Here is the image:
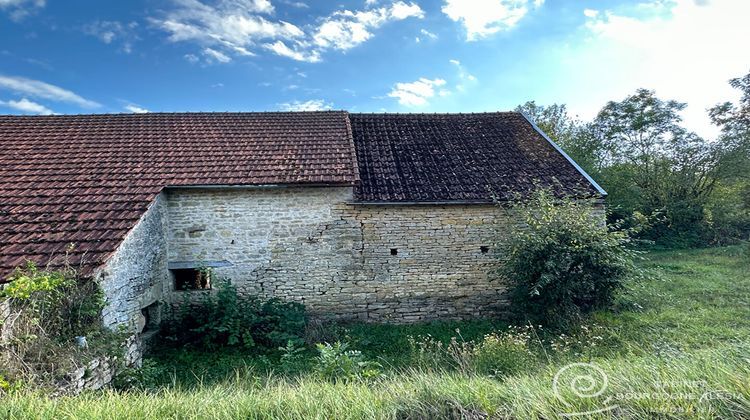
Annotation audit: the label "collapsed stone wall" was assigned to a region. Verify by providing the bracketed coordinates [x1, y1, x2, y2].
[164, 187, 565, 322]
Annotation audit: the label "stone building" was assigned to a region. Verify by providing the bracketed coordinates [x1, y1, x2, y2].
[0, 111, 605, 335]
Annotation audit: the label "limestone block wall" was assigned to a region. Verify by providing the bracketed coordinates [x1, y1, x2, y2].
[96, 193, 169, 330]
[165, 187, 525, 322]
[347, 204, 513, 321]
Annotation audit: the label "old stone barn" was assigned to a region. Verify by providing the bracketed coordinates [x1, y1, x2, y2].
[0, 111, 604, 334]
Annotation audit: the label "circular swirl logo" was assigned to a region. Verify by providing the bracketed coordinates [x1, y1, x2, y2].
[553, 362, 617, 417]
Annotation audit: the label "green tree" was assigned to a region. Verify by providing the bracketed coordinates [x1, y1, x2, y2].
[707, 70, 750, 242]
[592, 89, 721, 245]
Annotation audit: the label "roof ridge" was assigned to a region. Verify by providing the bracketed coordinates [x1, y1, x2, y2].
[349, 111, 519, 116]
[0, 110, 521, 118]
[0, 110, 350, 118]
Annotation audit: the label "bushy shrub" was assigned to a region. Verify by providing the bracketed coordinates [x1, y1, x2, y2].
[164, 277, 306, 351]
[314, 341, 382, 381]
[501, 189, 640, 328]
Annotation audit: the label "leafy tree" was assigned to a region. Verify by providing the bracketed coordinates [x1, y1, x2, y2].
[592, 89, 721, 245]
[519, 78, 750, 247]
[707, 70, 750, 241]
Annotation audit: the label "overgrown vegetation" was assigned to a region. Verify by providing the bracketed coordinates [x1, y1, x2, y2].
[2, 247, 749, 418]
[500, 189, 640, 327]
[162, 276, 306, 351]
[518, 69, 750, 248]
[0, 262, 119, 391]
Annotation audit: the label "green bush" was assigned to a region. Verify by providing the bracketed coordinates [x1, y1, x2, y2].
[164, 277, 306, 351]
[501, 190, 640, 328]
[314, 342, 382, 381]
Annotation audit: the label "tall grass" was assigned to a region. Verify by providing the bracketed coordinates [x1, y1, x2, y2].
[3, 346, 748, 419]
[2, 246, 749, 419]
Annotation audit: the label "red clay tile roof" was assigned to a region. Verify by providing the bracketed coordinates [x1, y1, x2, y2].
[350, 112, 604, 202]
[0, 111, 604, 281]
[0, 112, 357, 280]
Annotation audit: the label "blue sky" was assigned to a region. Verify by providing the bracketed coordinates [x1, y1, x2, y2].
[0, 0, 748, 137]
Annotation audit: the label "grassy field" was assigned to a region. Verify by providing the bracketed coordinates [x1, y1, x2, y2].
[2, 246, 749, 419]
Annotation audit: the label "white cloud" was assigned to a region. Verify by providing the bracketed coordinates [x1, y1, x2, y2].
[153, 0, 423, 62]
[420, 28, 437, 39]
[0, 0, 44, 20]
[388, 77, 447, 106]
[184, 53, 200, 63]
[203, 47, 232, 63]
[124, 104, 150, 113]
[390, 1, 423, 19]
[263, 40, 320, 62]
[278, 99, 333, 111]
[0, 97, 54, 115]
[442, 0, 543, 41]
[313, 2, 424, 51]
[152, 0, 302, 58]
[561, 0, 750, 138]
[83, 21, 140, 53]
[583, 8, 598, 18]
[281, 1, 308, 8]
[0, 75, 100, 108]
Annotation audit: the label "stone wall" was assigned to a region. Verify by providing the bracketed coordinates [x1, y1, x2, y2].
[96, 193, 169, 331]
[93, 191, 169, 374]
[0, 297, 9, 345]
[346, 204, 514, 321]
[164, 187, 531, 322]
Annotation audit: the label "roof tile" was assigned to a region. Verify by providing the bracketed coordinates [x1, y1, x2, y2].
[0, 112, 356, 279]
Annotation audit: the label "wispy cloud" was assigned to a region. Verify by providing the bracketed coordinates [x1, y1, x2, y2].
[124, 104, 149, 113]
[0, 75, 100, 108]
[0, 97, 54, 115]
[0, 0, 45, 21]
[415, 28, 437, 42]
[203, 47, 232, 63]
[152, 0, 423, 63]
[278, 99, 333, 111]
[280, 0, 308, 8]
[83, 20, 140, 53]
[442, 0, 544, 41]
[388, 77, 447, 106]
[449, 59, 477, 92]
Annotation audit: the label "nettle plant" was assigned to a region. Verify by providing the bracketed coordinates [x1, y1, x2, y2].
[500, 189, 641, 328]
